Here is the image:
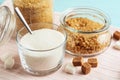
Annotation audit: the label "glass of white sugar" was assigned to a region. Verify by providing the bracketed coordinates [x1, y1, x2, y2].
[16, 23, 67, 76]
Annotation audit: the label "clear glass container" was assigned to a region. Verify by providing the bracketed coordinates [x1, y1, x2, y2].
[16, 23, 66, 76]
[13, 0, 53, 31]
[60, 7, 111, 57]
[0, 6, 16, 46]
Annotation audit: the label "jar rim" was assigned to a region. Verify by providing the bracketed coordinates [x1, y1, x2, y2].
[60, 7, 111, 34]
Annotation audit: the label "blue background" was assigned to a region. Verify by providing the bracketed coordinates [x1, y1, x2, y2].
[0, 0, 4, 4]
[54, 0, 120, 27]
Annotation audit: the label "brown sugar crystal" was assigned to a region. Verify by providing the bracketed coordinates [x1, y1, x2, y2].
[65, 17, 111, 55]
[14, 0, 53, 31]
[113, 31, 120, 40]
[66, 17, 103, 32]
[72, 57, 84, 66]
[88, 58, 98, 67]
[81, 62, 91, 74]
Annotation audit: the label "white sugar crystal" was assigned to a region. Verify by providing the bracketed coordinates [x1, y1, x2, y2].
[0, 53, 13, 62]
[0, 53, 15, 69]
[4, 57, 15, 69]
[64, 63, 76, 74]
[114, 41, 120, 50]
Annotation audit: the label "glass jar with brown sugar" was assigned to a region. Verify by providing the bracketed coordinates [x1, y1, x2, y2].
[13, 0, 53, 31]
[60, 7, 111, 57]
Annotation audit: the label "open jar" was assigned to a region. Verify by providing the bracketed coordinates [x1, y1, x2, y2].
[60, 7, 111, 57]
[16, 23, 66, 76]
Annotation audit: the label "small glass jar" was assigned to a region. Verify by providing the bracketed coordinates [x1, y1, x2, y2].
[13, 0, 53, 31]
[0, 6, 16, 46]
[16, 23, 66, 76]
[60, 7, 111, 57]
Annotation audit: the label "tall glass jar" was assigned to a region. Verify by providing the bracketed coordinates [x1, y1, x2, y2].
[60, 7, 111, 57]
[13, 0, 53, 31]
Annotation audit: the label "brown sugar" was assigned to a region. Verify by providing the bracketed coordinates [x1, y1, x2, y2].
[81, 62, 91, 74]
[113, 31, 120, 40]
[88, 58, 98, 67]
[13, 0, 53, 31]
[65, 17, 111, 55]
[66, 17, 103, 32]
[72, 57, 84, 66]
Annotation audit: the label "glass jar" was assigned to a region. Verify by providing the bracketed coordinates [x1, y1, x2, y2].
[13, 0, 53, 31]
[0, 6, 16, 46]
[16, 23, 66, 75]
[60, 7, 111, 57]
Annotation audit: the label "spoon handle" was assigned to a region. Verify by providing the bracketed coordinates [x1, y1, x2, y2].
[15, 7, 32, 34]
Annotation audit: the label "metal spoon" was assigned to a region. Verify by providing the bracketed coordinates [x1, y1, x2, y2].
[14, 7, 32, 34]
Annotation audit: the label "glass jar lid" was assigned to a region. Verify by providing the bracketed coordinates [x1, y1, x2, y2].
[0, 6, 16, 46]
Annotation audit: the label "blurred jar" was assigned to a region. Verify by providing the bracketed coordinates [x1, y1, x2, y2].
[13, 0, 53, 31]
[0, 6, 16, 46]
[60, 7, 111, 57]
